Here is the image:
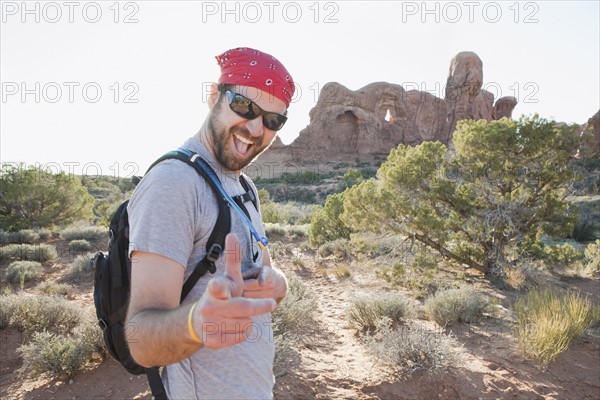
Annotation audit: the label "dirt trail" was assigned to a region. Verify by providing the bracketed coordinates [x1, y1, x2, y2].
[274, 271, 383, 399]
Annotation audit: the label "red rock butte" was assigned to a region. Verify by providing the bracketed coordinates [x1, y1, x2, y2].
[251, 51, 597, 178]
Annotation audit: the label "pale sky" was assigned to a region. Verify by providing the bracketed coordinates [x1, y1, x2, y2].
[1, 0, 599, 177]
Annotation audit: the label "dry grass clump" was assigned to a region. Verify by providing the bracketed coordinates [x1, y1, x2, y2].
[317, 238, 353, 260]
[331, 265, 351, 279]
[36, 281, 76, 298]
[365, 317, 461, 378]
[0, 293, 81, 334]
[424, 286, 489, 327]
[0, 243, 58, 262]
[5, 261, 44, 284]
[60, 226, 106, 241]
[514, 288, 594, 366]
[62, 252, 96, 283]
[347, 293, 416, 331]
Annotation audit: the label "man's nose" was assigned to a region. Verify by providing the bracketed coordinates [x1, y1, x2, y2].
[245, 116, 264, 137]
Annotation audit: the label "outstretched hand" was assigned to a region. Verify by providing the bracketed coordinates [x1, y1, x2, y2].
[192, 234, 276, 349]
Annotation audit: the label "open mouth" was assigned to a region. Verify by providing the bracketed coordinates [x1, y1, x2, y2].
[233, 133, 254, 156]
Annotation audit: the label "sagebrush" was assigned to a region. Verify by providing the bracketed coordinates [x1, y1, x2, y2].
[17, 315, 104, 379]
[0, 243, 58, 262]
[61, 226, 106, 241]
[0, 293, 81, 334]
[365, 317, 460, 378]
[424, 286, 489, 327]
[62, 253, 96, 283]
[5, 261, 44, 283]
[347, 293, 415, 331]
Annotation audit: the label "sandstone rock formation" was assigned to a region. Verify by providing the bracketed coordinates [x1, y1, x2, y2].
[493, 96, 518, 120]
[578, 109, 600, 157]
[283, 82, 449, 163]
[254, 51, 520, 175]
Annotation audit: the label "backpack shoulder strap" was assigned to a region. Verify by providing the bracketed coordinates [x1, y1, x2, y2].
[236, 174, 259, 211]
[143, 151, 230, 303]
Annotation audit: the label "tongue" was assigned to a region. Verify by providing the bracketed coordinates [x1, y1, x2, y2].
[234, 136, 250, 155]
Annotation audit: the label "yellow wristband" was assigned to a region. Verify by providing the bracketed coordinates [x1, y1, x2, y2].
[187, 301, 202, 344]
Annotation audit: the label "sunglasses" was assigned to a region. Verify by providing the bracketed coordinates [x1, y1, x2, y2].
[224, 90, 288, 131]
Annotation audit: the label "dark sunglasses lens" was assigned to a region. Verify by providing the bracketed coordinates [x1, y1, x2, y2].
[263, 113, 287, 131]
[230, 95, 256, 119]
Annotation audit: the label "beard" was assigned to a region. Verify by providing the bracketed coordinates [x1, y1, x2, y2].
[208, 101, 275, 171]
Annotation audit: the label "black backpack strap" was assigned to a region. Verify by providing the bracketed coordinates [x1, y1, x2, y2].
[236, 175, 258, 211]
[146, 367, 167, 400]
[143, 151, 231, 303]
[233, 175, 260, 263]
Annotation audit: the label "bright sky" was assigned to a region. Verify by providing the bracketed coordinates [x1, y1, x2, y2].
[1, 0, 598, 177]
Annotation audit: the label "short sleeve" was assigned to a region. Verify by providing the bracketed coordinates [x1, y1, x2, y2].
[127, 160, 202, 269]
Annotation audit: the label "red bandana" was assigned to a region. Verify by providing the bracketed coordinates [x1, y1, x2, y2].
[215, 47, 295, 107]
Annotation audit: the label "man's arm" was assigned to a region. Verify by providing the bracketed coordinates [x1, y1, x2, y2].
[126, 234, 276, 368]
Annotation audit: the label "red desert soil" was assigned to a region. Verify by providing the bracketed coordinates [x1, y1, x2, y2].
[1, 238, 599, 400]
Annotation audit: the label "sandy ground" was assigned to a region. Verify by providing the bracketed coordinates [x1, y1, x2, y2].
[1, 237, 599, 400]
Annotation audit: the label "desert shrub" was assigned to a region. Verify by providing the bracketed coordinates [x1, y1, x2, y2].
[0, 293, 19, 329]
[261, 199, 319, 225]
[514, 288, 594, 366]
[424, 287, 488, 327]
[309, 191, 352, 247]
[62, 253, 96, 283]
[0, 165, 94, 231]
[342, 117, 581, 276]
[1, 294, 81, 334]
[37, 228, 52, 240]
[543, 243, 584, 268]
[18, 332, 86, 378]
[264, 223, 309, 238]
[347, 293, 415, 331]
[567, 195, 600, 241]
[17, 316, 104, 380]
[68, 239, 91, 252]
[339, 167, 364, 190]
[570, 215, 598, 242]
[36, 281, 75, 297]
[365, 317, 460, 377]
[0, 243, 58, 262]
[60, 226, 106, 241]
[317, 238, 352, 260]
[584, 240, 600, 272]
[272, 275, 318, 343]
[5, 261, 43, 283]
[0, 229, 40, 244]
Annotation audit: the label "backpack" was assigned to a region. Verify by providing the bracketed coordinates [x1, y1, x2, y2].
[92, 149, 258, 400]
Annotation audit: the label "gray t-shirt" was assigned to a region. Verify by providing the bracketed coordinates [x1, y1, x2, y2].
[127, 137, 274, 399]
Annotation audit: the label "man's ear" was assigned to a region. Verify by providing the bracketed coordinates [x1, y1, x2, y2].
[207, 82, 219, 110]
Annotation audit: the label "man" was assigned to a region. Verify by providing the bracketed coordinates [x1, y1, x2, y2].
[125, 47, 293, 399]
